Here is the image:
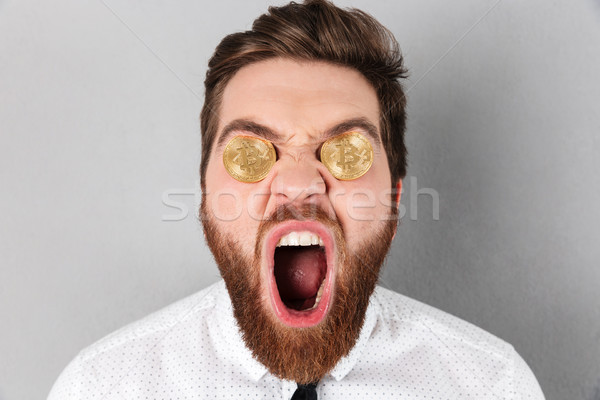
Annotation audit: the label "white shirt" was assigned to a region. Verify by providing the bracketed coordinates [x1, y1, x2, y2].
[48, 280, 545, 399]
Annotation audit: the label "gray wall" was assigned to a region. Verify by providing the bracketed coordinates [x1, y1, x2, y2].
[1, 1, 598, 399]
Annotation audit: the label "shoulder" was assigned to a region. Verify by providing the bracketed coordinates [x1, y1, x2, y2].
[372, 285, 510, 352]
[367, 286, 545, 399]
[47, 281, 225, 400]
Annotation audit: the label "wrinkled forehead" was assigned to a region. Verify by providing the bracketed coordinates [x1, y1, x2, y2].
[215, 58, 381, 148]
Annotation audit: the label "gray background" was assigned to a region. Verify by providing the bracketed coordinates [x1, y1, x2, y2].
[1, 1, 599, 399]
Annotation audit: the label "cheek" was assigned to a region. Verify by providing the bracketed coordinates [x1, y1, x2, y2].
[333, 156, 391, 213]
[245, 186, 271, 222]
[205, 158, 268, 255]
[332, 187, 391, 243]
[205, 164, 245, 222]
[204, 193, 258, 257]
[206, 190, 245, 222]
[206, 168, 271, 222]
[329, 165, 393, 246]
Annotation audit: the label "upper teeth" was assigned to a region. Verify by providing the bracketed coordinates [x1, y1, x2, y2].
[276, 231, 324, 247]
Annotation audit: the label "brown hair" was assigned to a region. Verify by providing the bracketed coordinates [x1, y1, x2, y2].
[200, 0, 408, 188]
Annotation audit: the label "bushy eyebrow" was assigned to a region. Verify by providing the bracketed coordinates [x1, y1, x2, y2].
[215, 117, 381, 151]
[325, 118, 381, 147]
[216, 120, 282, 151]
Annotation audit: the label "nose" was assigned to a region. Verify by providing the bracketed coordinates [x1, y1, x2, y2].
[270, 156, 326, 206]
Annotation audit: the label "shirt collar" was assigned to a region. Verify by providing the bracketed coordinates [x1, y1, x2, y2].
[212, 280, 380, 383]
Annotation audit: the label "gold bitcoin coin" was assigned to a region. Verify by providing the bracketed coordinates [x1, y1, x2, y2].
[223, 135, 276, 183]
[320, 131, 373, 180]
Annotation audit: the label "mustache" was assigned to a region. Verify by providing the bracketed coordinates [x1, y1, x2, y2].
[254, 204, 346, 258]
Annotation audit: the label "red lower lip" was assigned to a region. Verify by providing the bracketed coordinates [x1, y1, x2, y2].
[264, 221, 335, 328]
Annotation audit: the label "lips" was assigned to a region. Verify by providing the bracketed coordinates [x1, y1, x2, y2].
[262, 221, 336, 328]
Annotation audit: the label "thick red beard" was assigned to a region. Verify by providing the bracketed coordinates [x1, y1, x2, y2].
[201, 202, 397, 384]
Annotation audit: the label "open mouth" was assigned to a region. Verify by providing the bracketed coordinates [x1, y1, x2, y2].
[275, 232, 325, 311]
[264, 222, 335, 328]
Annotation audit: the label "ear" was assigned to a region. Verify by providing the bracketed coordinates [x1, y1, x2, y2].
[392, 180, 403, 241]
[395, 180, 403, 210]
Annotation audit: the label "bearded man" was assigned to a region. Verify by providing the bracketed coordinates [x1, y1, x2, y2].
[49, 1, 545, 399]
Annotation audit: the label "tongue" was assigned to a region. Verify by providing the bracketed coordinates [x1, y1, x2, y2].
[274, 246, 326, 303]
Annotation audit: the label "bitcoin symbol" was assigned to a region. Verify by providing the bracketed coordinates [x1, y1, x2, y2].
[335, 137, 366, 172]
[235, 142, 259, 174]
[223, 136, 276, 183]
[321, 132, 373, 180]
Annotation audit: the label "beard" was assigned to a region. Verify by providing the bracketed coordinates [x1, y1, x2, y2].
[201, 201, 397, 384]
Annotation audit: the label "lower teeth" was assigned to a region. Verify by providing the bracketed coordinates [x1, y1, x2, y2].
[307, 281, 325, 311]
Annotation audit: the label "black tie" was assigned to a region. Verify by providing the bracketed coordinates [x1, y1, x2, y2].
[290, 382, 318, 400]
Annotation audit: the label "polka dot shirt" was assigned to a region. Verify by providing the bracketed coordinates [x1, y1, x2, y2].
[48, 281, 545, 399]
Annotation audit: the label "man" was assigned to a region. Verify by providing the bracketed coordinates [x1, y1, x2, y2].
[49, 1, 545, 399]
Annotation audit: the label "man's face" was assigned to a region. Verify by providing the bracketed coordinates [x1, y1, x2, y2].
[202, 58, 398, 383]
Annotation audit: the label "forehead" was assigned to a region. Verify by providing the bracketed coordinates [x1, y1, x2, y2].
[217, 58, 380, 142]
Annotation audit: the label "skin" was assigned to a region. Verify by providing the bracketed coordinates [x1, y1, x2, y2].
[204, 58, 402, 322]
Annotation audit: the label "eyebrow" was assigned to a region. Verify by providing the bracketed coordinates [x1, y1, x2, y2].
[216, 117, 381, 150]
[324, 118, 381, 147]
[216, 119, 282, 150]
